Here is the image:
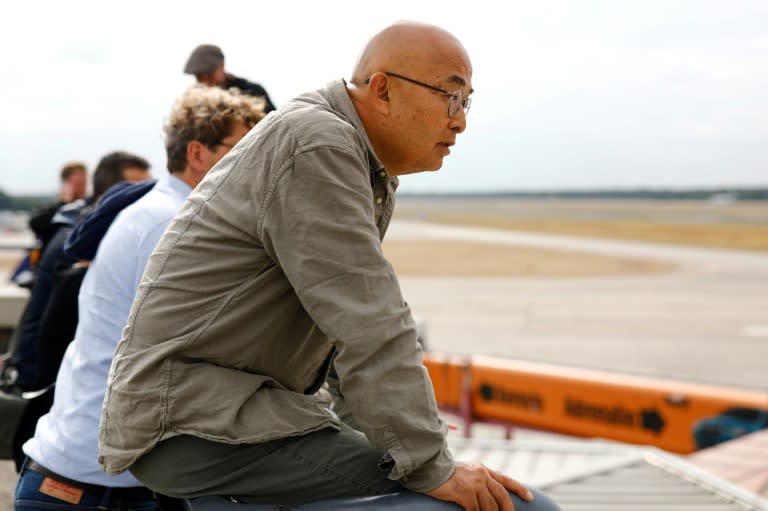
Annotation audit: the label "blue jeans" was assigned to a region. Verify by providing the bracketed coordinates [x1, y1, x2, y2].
[15, 464, 159, 511]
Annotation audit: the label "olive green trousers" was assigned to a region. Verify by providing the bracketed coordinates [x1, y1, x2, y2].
[129, 426, 561, 510]
[129, 424, 403, 506]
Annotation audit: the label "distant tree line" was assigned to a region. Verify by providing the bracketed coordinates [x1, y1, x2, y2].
[400, 187, 768, 201]
[3, 187, 767, 210]
[0, 188, 54, 211]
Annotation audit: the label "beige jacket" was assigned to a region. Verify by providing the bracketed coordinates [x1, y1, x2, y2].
[99, 79, 454, 492]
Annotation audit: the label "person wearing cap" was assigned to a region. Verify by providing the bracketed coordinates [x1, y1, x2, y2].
[184, 44, 276, 113]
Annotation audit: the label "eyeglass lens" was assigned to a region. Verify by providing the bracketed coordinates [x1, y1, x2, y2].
[449, 91, 471, 117]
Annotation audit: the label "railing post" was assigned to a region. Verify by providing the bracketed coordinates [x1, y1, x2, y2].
[460, 358, 472, 438]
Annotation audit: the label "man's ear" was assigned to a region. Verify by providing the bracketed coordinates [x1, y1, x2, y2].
[367, 72, 391, 115]
[186, 140, 206, 171]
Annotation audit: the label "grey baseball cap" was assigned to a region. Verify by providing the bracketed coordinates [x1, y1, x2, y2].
[184, 44, 225, 75]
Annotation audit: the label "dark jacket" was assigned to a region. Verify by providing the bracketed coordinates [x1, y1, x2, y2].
[64, 179, 156, 261]
[224, 74, 276, 113]
[12, 198, 91, 389]
[28, 201, 64, 251]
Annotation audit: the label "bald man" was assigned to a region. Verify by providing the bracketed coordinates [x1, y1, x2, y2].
[99, 22, 559, 511]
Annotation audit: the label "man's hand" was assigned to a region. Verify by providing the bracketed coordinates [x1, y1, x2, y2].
[58, 182, 74, 203]
[425, 461, 533, 511]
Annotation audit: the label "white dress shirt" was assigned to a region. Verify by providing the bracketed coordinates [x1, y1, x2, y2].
[24, 174, 192, 486]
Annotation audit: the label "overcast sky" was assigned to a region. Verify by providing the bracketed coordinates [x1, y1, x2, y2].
[1, 0, 767, 195]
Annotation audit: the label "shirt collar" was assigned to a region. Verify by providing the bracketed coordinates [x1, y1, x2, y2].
[163, 173, 194, 197]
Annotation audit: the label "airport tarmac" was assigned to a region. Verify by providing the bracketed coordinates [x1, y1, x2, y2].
[390, 220, 768, 392]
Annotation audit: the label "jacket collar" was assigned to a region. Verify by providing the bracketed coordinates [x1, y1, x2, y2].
[322, 79, 387, 177]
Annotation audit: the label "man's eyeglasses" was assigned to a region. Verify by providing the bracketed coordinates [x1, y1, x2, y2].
[365, 71, 471, 117]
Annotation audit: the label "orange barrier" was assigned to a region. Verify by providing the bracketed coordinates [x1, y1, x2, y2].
[423, 353, 768, 454]
[422, 353, 466, 410]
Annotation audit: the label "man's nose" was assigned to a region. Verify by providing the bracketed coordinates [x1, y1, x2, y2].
[449, 108, 467, 133]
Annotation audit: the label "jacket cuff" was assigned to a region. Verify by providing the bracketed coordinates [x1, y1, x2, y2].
[399, 447, 456, 493]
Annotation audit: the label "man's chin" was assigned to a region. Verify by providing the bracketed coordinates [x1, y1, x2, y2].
[390, 157, 444, 175]
[423, 154, 446, 172]
[415, 164, 442, 175]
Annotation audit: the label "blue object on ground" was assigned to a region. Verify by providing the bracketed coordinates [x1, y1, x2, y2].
[693, 407, 768, 449]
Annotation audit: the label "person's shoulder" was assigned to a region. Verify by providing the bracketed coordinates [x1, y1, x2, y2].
[52, 198, 88, 226]
[226, 74, 267, 96]
[64, 181, 156, 261]
[279, 91, 360, 148]
[100, 180, 156, 209]
[93, 181, 158, 229]
[31, 200, 63, 217]
[29, 201, 63, 229]
[117, 183, 176, 222]
[89, 179, 158, 229]
[93, 192, 173, 262]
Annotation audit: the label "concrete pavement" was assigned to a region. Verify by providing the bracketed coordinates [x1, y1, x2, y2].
[391, 220, 768, 391]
